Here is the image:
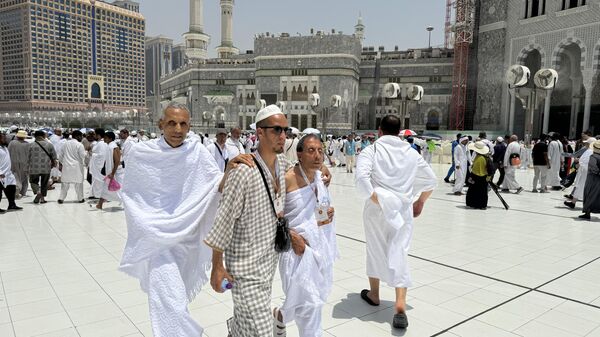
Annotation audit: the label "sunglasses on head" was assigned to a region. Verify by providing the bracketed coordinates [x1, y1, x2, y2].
[260, 126, 290, 135]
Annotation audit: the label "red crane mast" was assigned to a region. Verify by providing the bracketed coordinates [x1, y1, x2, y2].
[449, 0, 475, 130]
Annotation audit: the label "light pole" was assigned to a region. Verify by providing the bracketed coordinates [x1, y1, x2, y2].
[383, 83, 424, 129]
[308, 94, 341, 136]
[505, 65, 558, 141]
[426, 26, 434, 49]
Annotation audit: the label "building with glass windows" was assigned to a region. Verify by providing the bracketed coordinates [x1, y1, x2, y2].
[0, 0, 145, 125]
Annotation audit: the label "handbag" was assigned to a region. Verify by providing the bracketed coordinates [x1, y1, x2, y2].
[509, 153, 521, 167]
[252, 156, 291, 253]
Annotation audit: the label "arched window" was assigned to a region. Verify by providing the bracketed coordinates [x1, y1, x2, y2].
[91, 83, 101, 99]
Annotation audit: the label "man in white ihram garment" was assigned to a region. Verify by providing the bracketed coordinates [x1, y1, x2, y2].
[547, 133, 564, 189]
[452, 136, 469, 196]
[118, 102, 251, 337]
[273, 133, 337, 337]
[95, 131, 123, 210]
[57, 130, 86, 204]
[355, 115, 436, 330]
[501, 135, 524, 194]
[89, 128, 107, 199]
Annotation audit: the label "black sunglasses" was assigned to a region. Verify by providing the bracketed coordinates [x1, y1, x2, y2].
[259, 126, 290, 135]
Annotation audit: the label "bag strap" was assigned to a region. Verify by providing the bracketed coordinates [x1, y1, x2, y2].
[214, 144, 229, 166]
[252, 156, 278, 217]
[35, 141, 54, 162]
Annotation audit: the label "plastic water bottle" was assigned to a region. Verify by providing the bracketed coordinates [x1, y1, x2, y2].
[221, 279, 233, 292]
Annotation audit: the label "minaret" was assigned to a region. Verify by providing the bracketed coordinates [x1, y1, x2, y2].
[354, 12, 365, 42]
[183, 0, 210, 61]
[216, 0, 239, 58]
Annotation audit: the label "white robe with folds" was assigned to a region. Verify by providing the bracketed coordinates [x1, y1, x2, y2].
[573, 149, 592, 201]
[280, 171, 337, 336]
[119, 137, 223, 337]
[59, 140, 86, 183]
[0, 146, 16, 187]
[100, 141, 124, 202]
[548, 140, 563, 186]
[90, 141, 107, 197]
[502, 142, 522, 190]
[356, 136, 437, 288]
[453, 144, 468, 193]
[49, 135, 66, 178]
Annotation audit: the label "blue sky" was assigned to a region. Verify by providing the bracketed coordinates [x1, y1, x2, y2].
[140, 0, 447, 57]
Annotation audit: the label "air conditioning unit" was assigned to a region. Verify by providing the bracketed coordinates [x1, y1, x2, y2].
[407, 85, 424, 101]
[276, 101, 286, 111]
[256, 99, 267, 110]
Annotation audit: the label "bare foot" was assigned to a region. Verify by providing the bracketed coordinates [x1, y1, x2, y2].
[96, 203, 102, 210]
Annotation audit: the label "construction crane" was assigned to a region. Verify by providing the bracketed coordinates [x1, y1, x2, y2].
[447, 0, 475, 130]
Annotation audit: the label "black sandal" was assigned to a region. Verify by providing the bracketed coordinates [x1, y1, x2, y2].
[393, 312, 409, 329]
[360, 289, 379, 306]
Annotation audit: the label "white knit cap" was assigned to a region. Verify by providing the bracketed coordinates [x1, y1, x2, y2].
[497, 136, 504, 142]
[255, 105, 284, 124]
[460, 136, 469, 143]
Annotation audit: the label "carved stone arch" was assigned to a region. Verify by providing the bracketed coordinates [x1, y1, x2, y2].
[516, 43, 547, 68]
[551, 36, 588, 72]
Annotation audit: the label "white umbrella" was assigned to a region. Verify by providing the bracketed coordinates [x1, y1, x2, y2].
[302, 128, 320, 135]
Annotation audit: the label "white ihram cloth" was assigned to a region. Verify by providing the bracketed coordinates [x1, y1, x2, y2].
[573, 148, 592, 201]
[226, 138, 244, 157]
[279, 171, 337, 336]
[0, 146, 16, 186]
[90, 141, 107, 197]
[119, 136, 223, 337]
[100, 141, 124, 202]
[453, 143, 468, 193]
[59, 140, 86, 183]
[356, 136, 436, 288]
[49, 135, 65, 178]
[548, 140, 563, 186]
[502, 142, 522, 190]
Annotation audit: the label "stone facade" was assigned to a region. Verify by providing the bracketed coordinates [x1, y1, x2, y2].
[160, 33, 454, 134]
[475, 0, 600, 137]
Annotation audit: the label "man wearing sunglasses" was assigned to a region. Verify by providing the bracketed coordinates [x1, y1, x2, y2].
[206, 104, 299, 337]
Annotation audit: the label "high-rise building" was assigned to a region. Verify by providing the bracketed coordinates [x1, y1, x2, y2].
[146, 35, 172, 121]
[172, 44, 188, 72]
[0, 0, 146, 121]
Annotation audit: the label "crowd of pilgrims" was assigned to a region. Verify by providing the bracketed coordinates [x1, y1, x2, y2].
[1, 105, 599, 337]
[1, 124, 599, 219]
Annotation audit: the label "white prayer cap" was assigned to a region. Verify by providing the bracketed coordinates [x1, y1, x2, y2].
[216, 128, 227, 135]
[131, 130, 138, 136]
[9, 125, 17, 131]
[255, 105, 284, 124]
[460, 136, 469, 143]
[497, 136, 504, 142]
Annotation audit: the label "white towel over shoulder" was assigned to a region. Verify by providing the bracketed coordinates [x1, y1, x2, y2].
[119, 137, 223, 301]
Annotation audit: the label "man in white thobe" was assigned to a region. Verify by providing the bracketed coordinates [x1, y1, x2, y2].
[501, 135, 524, 193]
[548, 134, 564, 189]
[58, 130, 86, 203]
[565, 139, 594, 208]
[355, 115, 436, 330]
[89, 129, 107, 199]
[226, 127, 245, 157]
[453, 136, 469, 195]
[206, 129, 230, 172]
[49, 128, 66, 181]
[0, 132, 22, 212]
[119, 103, 251, 337]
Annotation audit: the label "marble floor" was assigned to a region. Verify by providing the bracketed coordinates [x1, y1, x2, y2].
[1, 163, 600, 337]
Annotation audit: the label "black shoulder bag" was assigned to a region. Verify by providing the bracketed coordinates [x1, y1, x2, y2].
[252, 156, 291, 252]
